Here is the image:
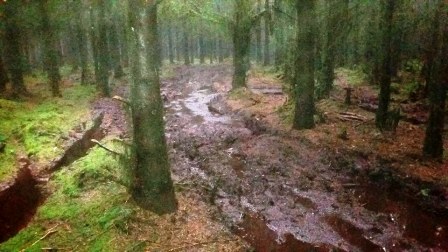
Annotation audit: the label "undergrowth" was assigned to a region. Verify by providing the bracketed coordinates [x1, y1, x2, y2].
[0, 141, 136, 252]
[0, 83, 95, 181]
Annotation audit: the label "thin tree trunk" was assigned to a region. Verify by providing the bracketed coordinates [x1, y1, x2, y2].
[89, 6, 100, 85]
[39, 0, 61, 97]
[2, 1, 28, 97]
[375, 0, 395, 129]
[0, 56, 8, 93]
[167, 23, 174, 64]
[256, 0, 262, 64]
[97, 0, 111, 97]
[321, 0, 337, 97]
[183, 31, 190, 65]
[73, 0, 88, 85]
[293, 0, 316, 130]
[199, 33, 205, 64]
[263, 0, 271, 66]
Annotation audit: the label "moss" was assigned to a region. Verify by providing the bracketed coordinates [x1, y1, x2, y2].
[0, 143, 134, 252]
[336, 67, 367, 87]
[0, 84, 95, 181]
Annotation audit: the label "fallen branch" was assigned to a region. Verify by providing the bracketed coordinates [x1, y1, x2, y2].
[112, 95, 130, 106]
[337, 112, 367, 122]
[21, 224, 60, 252]
[91, 139, 122, 156]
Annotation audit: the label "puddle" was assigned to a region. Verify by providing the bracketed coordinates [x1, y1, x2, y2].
[0, 166, 43, 242]
[169, 87, 232, 125]
[235, 212, 338, 252]
[324, 215, 383, 252]
[352, 181, 448, 250]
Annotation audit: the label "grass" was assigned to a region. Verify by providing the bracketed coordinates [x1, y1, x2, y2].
[335, 67, 367, 87]
[0, 79, 96, 181]
[0, 142, 135, 252]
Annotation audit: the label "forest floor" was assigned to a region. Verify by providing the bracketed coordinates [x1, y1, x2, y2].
[1, 64, 448, 251]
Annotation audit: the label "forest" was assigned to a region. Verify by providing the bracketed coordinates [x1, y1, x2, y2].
[0, 0, 447, 251]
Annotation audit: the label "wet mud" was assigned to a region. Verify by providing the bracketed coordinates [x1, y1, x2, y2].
[163, 65, 448, 251]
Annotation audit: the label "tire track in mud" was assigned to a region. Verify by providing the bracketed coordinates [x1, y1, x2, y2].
[163, 65, 448, 252]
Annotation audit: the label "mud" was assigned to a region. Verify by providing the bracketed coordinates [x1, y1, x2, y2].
[0, 163, 42, 242]
[163, 65, 448, 251]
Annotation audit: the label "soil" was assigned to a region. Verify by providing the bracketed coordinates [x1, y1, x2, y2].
[2, 64, 448, 251]
[161, 65, 448, 251]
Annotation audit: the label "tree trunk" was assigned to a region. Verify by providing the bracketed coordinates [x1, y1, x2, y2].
[39, 0, 61, 97]
[273, 0, 284, 69]
[109, 17, 125, 78]
[423, 0, 447, 159]
[263, 0, 271, 66]
[183, 31, 190, 66]
[320, 0, 337, 97]
[256, 0, 262, 64]
[73, 0, 88, 85]
[199, 33, 205, 64]
[0, 56, 8, 93]
[375, 0, 395, 130]
[127, 0, 177, 214]
[167, 23, 175, 64]
[89, 6, 100, 85]
[97, 0, 111, 97]
[232, 0, 252, 89]
[1, 1, 28, 97]
[293, 0, 316, 130]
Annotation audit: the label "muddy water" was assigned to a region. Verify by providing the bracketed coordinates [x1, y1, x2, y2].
[165, 66, 448, 252]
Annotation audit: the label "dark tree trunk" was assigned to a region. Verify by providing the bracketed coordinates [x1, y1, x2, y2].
[375, 0, 395, 129]
[209, 38, 214, 64]
[109, 16, 124, 78]
[273, 0, 284, 69]
[39, 0, 61, 97]
[232, 0, 252, 89]
[167, 23, 175, 64]
[0, 56, 8, 93]
[97, 0, 111, 97]
[127, 0, 177, 214]
[293, 0, 316, 130]
[423, 1, 448, 160]
[73, 0, 88, 85]
[1, 1, 28, 97]
[256, 0, 262, 64]
[89, 7, 100, 85]
[263, 0, 271, 66]
[218, 37, 224, 63]
[320, 0, 337, 97]
[199, 33, 205, 64]
[183, 31, 190, 66]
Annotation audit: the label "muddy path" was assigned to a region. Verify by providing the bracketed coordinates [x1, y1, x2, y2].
[163, 65, 448, 251]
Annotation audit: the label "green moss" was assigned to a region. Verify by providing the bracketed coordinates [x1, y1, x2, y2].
[0, 84, 96, 181]
[0, 143, 135, 251]
[336, 67, 367, 87]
